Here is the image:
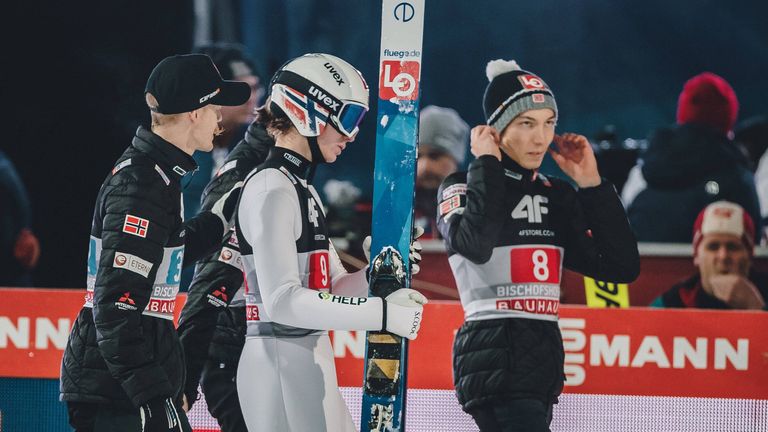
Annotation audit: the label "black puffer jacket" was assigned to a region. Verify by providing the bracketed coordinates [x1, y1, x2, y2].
[627, 123, 761, 243]
[437, 154, 639, 411]
[60, 127, 224, 407]
[177, 122, 273, 405]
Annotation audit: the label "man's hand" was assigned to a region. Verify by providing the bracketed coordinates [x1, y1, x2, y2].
[363, 226, 424, 274]
[211, 181, 244, 231]
[549, 133, 601, 188]
[709, 274, 766, 309]
[470, 125, 501, 161]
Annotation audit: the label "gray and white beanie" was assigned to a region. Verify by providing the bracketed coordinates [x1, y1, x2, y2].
[482, 59, 558, 133]
[419, 105, 469, 165]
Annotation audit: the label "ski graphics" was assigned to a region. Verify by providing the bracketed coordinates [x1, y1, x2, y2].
[361, 1, 425, 431]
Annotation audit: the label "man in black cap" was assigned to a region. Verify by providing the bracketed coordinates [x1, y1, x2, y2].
[60, 54, 250, 432]
[182, 43, 264, 222]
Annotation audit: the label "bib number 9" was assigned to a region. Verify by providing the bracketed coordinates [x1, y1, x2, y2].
[309, 251, 330, 290]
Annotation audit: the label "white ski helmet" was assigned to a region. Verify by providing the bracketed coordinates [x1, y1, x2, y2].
[269, 53, 369, 138]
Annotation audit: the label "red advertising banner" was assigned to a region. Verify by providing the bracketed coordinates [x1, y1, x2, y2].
[1, 289, 766, 399]
[0, 288, 186, 379]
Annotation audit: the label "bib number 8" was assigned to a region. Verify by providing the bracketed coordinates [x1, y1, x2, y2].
[510, 246, 561, 284]
[532, 249, 549, 281]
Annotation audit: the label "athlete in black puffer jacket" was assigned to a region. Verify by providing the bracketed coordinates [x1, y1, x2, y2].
[60, 54, 249, 432]
[176, 122, 273, 431]
[438, 59, 639, 432]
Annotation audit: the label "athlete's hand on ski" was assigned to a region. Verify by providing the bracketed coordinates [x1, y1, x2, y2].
[362, 226, 424, 275]
[549, 133, 601, 188]
[383, 288, 427, 340]
[470, 125, 502, 161]
[140, 397, 183, 431]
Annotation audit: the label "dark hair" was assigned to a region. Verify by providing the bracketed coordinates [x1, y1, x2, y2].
[256, 103, 293, 135]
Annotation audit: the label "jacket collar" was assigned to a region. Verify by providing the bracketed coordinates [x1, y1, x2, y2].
[501, 153, 538, 183]
[132, 126, 198, 182]
[268, 147, 312, 180]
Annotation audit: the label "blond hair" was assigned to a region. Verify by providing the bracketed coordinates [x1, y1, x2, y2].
[145, 93, 184, 129]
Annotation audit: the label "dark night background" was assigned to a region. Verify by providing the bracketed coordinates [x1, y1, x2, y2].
[5, 0, 767, 288]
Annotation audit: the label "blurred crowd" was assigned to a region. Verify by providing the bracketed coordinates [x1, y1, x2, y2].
[1, 48, 767, 314]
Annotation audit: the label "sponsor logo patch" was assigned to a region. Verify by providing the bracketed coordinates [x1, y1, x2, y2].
[123, 215, 149, 238]
[532, 93, 546, 103]
[504, 169, 523, 180]
[284, 152, 302, 167]
[441, 183, 467, 200]
[116, 292, 138, 311]
[113, 252, 153, 278]
[518, 74, 547, 90]
[308, 85, 341, 111]
[496, 298, 559, 316]
[199, 87, 221, 103]
[323, 62, 345, 85]
[380, 60, 420, 101]
[207, 286, 229, 307]
[439, 195, 462, 216]
[317, 292, 368, 305]
[217, 246, 242, 269]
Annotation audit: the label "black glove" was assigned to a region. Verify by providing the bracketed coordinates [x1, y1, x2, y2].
[139, 397, 183, 432]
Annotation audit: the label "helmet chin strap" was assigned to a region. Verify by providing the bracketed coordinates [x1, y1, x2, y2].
[306, 135, 327, 182]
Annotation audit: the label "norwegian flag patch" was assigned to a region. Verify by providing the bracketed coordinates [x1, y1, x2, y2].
[123, 214, 149, 238]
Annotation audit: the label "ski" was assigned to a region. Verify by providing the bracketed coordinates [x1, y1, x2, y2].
[361, 1, 426, 431]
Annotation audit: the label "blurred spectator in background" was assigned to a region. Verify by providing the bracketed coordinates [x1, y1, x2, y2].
[0, 150, 40, 286]
[622, 72, 761, 243]
[734, 115, 768, 241]
[180, 43, 264, 292]
[324, 179, 363, 237]
[591, 124, 646, 193]
[652, 201, 767, 310]
[323, 104, 469, 253]
[184, 43, 263, 220]
[415, 105, 469, 239]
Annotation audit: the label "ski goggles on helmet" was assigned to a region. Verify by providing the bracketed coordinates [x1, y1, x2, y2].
[332, 101, 368, 138]
[271, 70, 368, 138]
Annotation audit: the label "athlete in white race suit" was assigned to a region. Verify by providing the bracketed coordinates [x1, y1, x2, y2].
[234, 53, 426, 432]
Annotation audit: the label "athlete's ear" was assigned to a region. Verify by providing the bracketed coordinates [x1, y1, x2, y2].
[188, 107, 202, 123]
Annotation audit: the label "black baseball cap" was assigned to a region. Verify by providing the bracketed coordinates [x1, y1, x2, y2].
[145, 54, 251, 114]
